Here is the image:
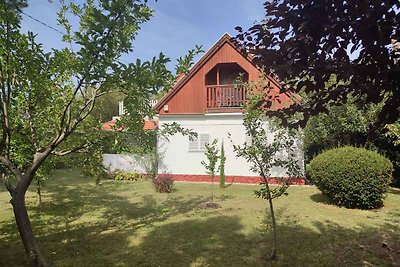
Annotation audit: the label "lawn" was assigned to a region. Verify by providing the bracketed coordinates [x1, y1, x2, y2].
[1, 170, 400, 267]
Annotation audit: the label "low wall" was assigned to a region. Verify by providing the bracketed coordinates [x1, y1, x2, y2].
[103, 153, 150, 173]
[157, 174, 306, 185]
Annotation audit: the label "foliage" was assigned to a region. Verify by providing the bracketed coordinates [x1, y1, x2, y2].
[201, 139, 220, 205]
[303, 95, 381, 162]
[175, 45, 204, 75]
[91, 91, 125, 123]
[78, 145, 108, 185]
[201, 139, 220, 177]
[34, 157, 57, 206]
[381, 122, 400, 186]
[302, 93, 400, 186]
[386, 122, 400, 146]
[231, 86, 302, 260]
[219, 142, 226, 188]
[113, 48, 199, 180]
[111, 171, 143, 181]
[233, 108, 302, 196]
[152, 175, 174, 193]
[236, 0, 400, 128]
[308, 146, 393, 209]
[0, 0, 160, 265]
[154, 45, 205, 100]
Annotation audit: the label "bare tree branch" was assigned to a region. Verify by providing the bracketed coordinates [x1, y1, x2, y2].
[0, 156, 22, 180]
[1, 173, 15, 194]
[51, 142, 93, 156]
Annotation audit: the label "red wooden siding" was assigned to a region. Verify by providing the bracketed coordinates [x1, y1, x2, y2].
[159, 42, 261, 115]
[155, 34, 295, 115]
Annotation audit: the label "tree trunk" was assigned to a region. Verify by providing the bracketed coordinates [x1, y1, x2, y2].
[12, 191, 48, 267]
[267, 194, 277, 261]
[36, 181, 42, 206]
[211, 175, 214, 204]
[261, 176, 277, 261]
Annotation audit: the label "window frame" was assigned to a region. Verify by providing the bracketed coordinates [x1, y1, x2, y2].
[188, 133, 210, 152]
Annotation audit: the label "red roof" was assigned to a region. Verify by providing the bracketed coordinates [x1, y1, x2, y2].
[144, 120, 158, 130]
[101, 119, 158, 131]
[101, 120, 118, 131]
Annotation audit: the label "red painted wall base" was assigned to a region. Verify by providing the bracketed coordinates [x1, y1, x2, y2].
[157, 174, 305, 185]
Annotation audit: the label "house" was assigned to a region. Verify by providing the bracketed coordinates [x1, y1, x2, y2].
[101, 100, 159, 172]
[154, 33, 305, 184]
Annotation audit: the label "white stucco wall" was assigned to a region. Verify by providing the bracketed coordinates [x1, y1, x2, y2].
[157, 113, 305, 177]
[103, 153, 152, 173]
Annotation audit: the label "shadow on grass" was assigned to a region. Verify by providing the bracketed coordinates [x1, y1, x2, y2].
[388, 187, 400, 195]
[2, 212, 400, 266]
[310, 193, 335, 205]
[0, 170, 208, 266]
[1, 170, 400, 266]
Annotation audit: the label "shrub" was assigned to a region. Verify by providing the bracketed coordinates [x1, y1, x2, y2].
[152, 175, 174, 193]
[111, 171, 142, 181]
[308, 146, 393, 209]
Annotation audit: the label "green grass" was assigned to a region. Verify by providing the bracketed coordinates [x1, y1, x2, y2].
[1, 170, 400, 266]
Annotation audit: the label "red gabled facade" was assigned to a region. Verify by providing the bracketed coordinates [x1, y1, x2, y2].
[155, 33, 291, 115]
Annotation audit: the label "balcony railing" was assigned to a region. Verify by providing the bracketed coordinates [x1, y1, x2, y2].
[206, 84, 247, 109]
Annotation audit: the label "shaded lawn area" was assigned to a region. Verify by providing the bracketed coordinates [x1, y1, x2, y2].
[1, 170, 400, 266]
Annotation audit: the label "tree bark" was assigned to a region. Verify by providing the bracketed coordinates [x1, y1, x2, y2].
[211, 175, 214, 204]
[36, 181, 42, 206]
[261, 175, 277, 261]
[267, 193, 277, 261]
[11, 190, 48, 267]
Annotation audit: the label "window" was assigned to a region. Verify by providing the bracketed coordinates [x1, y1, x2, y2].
[189, 133, 210, 151]
[199, 134, 210, 149]
[189, 137, 199, 150]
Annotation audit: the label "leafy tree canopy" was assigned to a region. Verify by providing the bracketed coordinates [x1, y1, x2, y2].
[236, 0, 400, 129]
[0, 0, 169, 265]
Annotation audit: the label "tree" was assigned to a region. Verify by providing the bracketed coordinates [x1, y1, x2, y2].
[201, 139, 220, 207]
[236, 0, 400, 130]
[175, 45, 204, 75]
[232, 90, 302, 261]
[153, 45, 204, 100]
[91, 91, 125, 123]
[386, 122, 400, 147]
[0, 0, 163, 265]
[114, 46, 204, 179]
[219, 142, 226, 188]
[302, 92, 400, 185]
[303, 95, 381, 162]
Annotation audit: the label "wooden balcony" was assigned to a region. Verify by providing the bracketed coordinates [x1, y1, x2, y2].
[206, 84, 247, 110]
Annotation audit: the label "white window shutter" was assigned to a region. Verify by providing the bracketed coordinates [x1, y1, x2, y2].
[199, 134, 210, 149]
[189, 136, 199, 150]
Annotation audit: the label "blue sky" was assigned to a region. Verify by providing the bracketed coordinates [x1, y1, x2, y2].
[21, 0, 264, 70]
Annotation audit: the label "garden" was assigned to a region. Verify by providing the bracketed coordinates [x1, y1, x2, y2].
[1, 0, 399, 266]
[1, 170, 400, 267]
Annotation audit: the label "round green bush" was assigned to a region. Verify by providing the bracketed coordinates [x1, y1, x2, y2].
[308, 146, 393, 209]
